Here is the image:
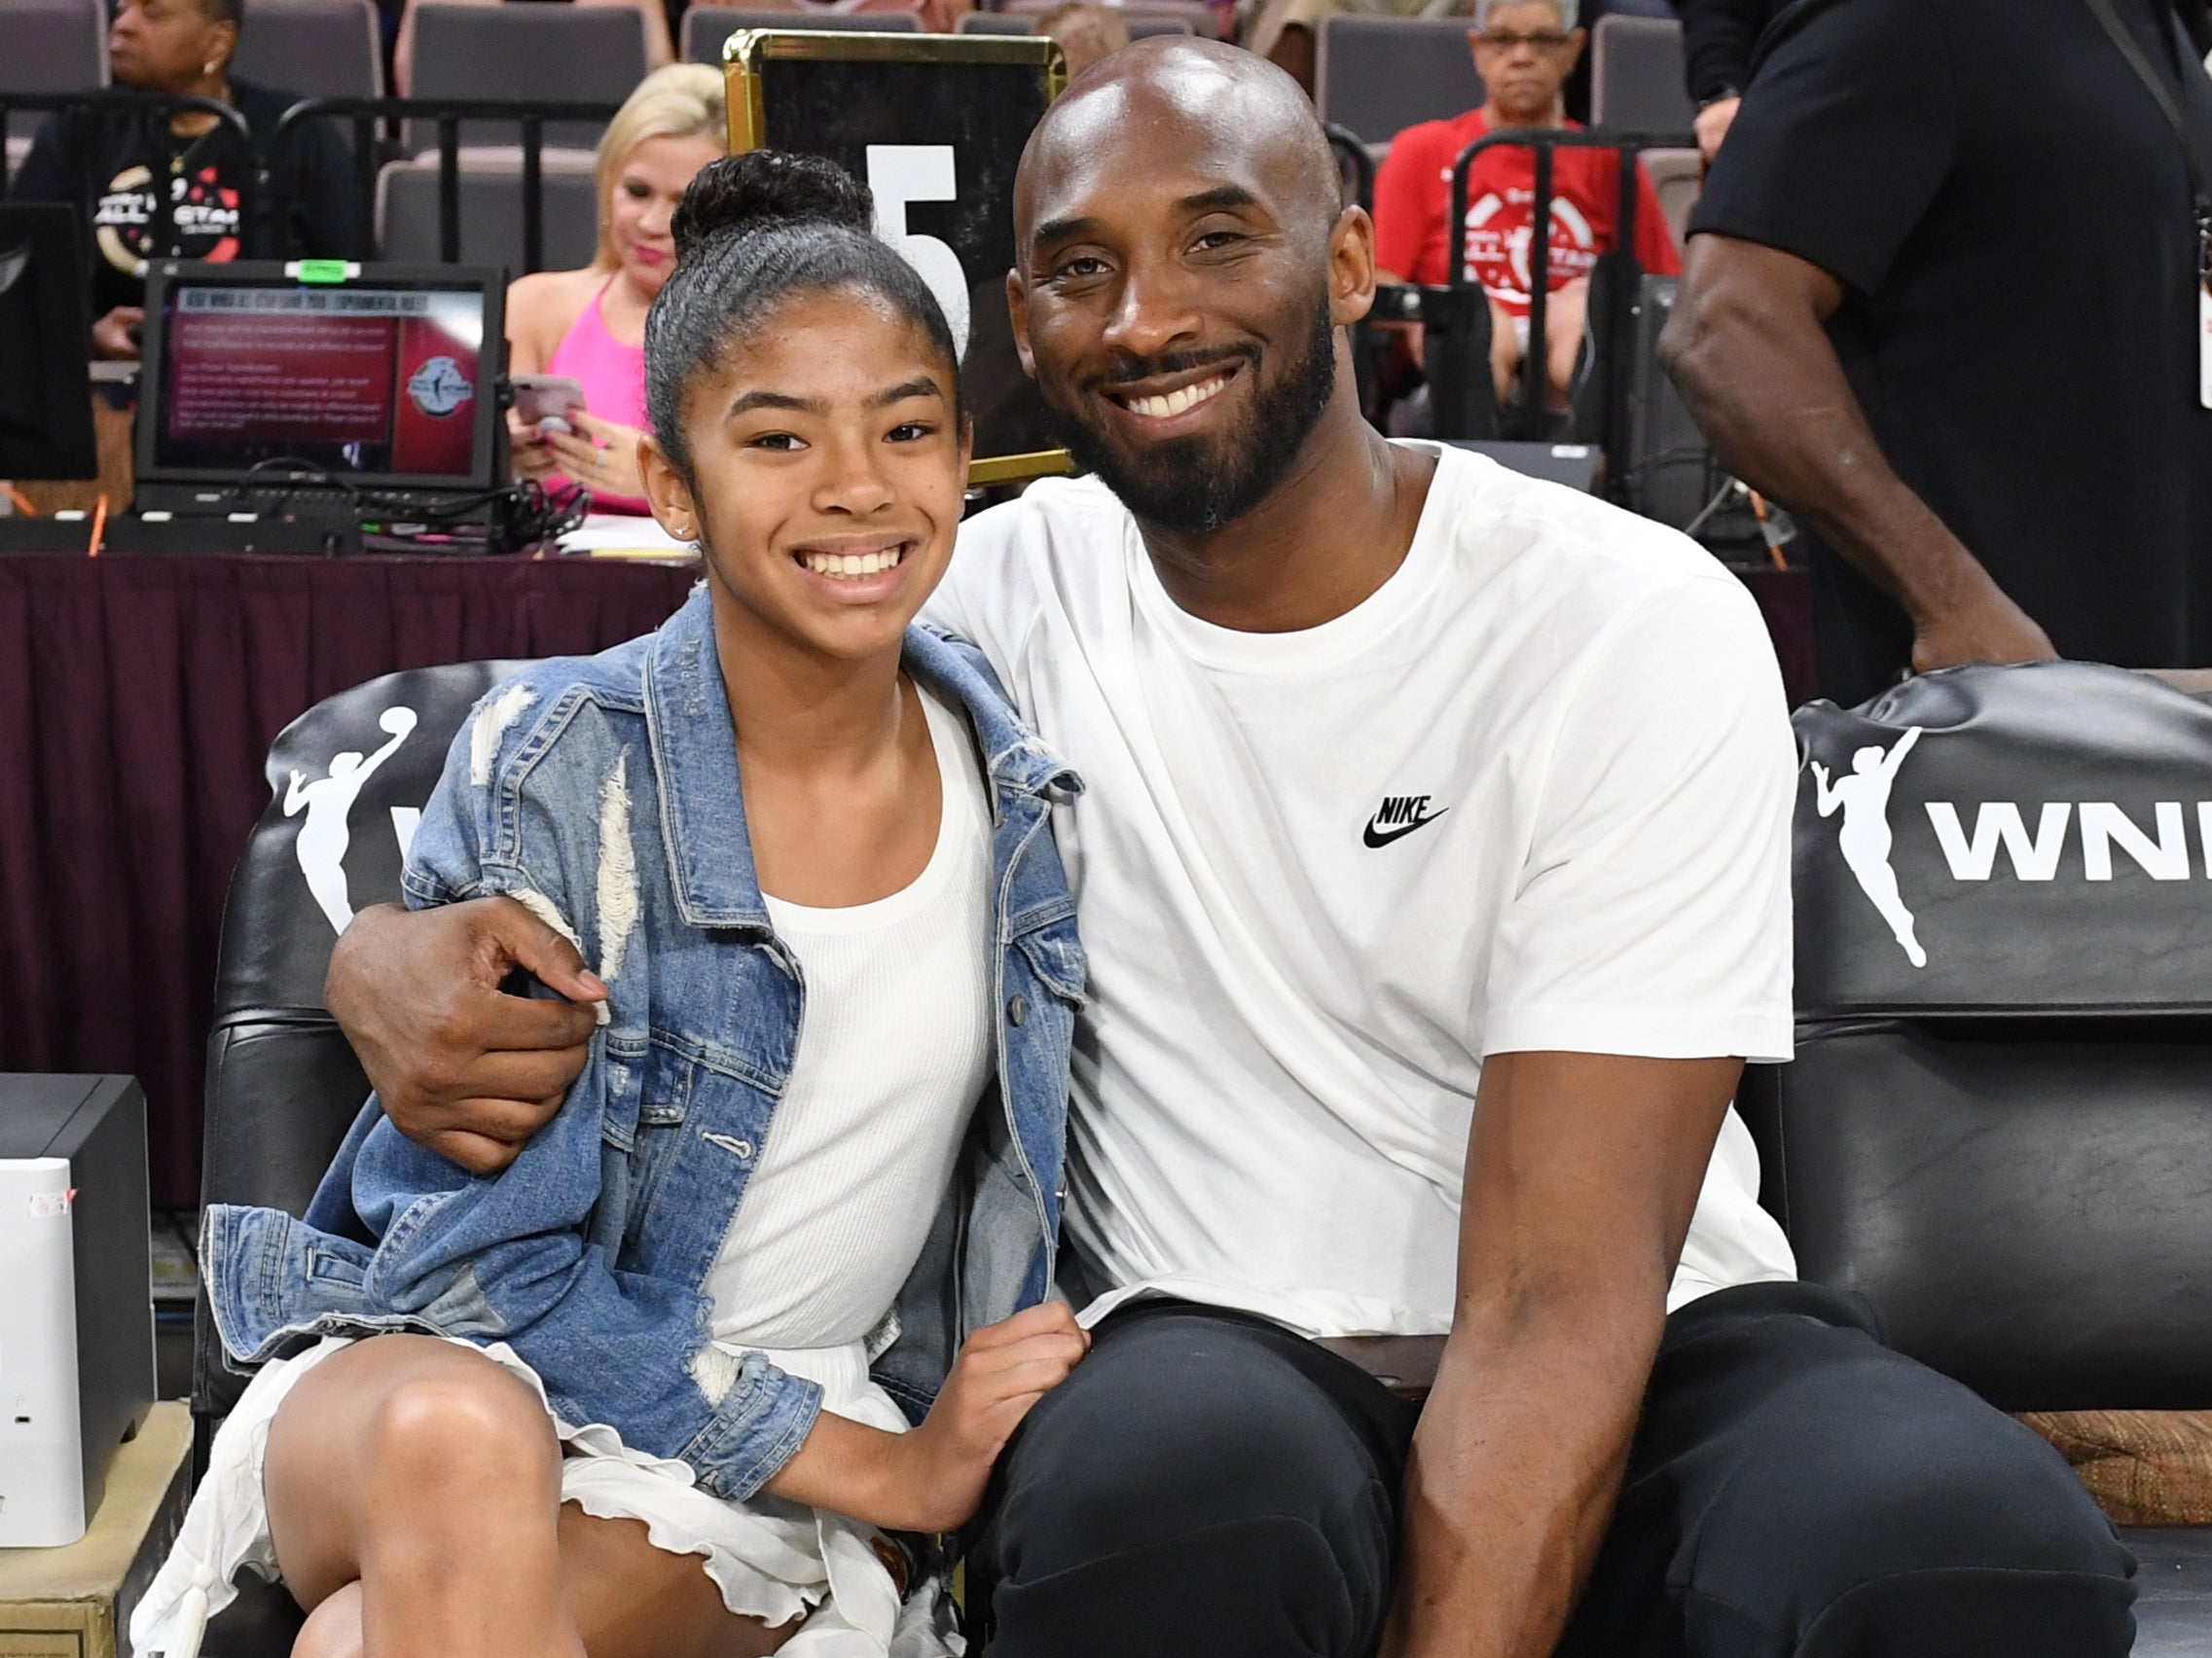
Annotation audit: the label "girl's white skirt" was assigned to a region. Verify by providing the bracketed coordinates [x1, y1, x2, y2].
[128, 1334, 962, 1658]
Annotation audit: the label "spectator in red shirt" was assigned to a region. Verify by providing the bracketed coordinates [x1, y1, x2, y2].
[1373, 0, 1679, 411]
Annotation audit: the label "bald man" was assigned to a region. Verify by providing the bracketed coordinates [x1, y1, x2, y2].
[325, 42, 2132, 1658]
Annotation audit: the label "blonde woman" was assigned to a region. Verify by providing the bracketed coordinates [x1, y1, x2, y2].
[507, 63, 723, 514]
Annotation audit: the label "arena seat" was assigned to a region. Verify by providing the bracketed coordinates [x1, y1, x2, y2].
[230, 0, 383, 100]
[682, 3, 920, 59]
[1587, 13, 1691, 131]
[187, 662, 535, 1656]
[1638, 143, 1698, 245]
[0, 0, 106, 155]
[981, 7, 1194, 35]
[999, 0, 1218, 36]
[1616, 272, 1720, 533]
[1315, 15, 1484, 150]
[1739, 663, 2212, 1655]
[375, 148, 599, 271]
[406, 2, 646, 151]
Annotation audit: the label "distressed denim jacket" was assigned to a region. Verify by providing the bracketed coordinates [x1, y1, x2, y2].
[202, 587, 1085, 1501]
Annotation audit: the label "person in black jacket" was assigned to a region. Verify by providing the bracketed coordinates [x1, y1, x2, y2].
[7, 0, 361, 359]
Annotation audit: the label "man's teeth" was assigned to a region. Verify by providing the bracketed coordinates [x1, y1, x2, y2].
[1125, 376, 1227, 419]
[801, 547, 902, 578]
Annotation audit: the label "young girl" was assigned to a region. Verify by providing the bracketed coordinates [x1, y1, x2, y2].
[134, 152, 1089, 1658]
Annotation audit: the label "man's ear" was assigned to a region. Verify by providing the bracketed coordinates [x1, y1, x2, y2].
[1328, 203, 1378, 329]
[1565, 24, 1587, 72]
[1006, 267, 1038, 381]
[638, 435, 700, 544]
[208, 16, 238, 67]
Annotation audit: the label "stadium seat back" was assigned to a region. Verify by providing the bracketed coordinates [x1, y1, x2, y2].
[1638, 143, 1698, 245]
[682, 2, 921, 58]
[955, 10, 1031, 31]
[1000, 0, 1218, 34]
[1618, 273, 1719, 531]
[375, 152, 600, 273]
[1315, 15, 1484, 148]
[407, 2, 646, 150]
[192, 661, 531, 1656]
[1588, 13, 1691, 131]
[1740, 662, 2212, 1409]
[0, 0, 107, 146]
[230, 0, 383, 100]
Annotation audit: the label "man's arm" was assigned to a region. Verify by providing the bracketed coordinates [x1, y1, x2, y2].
[325, 896, 605, 1173]
[1659, 232, 2054, 674]
[1382, 1049, 1741, 1658]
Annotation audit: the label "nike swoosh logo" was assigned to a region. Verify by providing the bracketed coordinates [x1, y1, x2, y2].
[1362, 808, 1448, 848]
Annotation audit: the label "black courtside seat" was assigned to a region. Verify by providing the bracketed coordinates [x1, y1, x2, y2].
[193, 662, 529, 1656]
[1738, 662, 2212, 1656]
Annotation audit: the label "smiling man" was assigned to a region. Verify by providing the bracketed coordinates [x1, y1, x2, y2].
[324, 40, 2133, 1658]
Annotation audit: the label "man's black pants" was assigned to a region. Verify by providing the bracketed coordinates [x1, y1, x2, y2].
[964, 1283, 2135, 1656]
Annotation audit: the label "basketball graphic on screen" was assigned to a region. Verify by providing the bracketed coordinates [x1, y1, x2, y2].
[407, 355, 474, 417]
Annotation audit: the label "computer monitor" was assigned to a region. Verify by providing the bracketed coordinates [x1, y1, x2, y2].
[135, 261, 505, 497]
[0, 205, 99, 482]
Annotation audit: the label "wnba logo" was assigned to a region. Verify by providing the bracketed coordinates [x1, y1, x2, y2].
[1813, 726, 2212, 967]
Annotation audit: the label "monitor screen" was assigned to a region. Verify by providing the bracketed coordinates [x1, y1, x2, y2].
[146, 274, 496, 486]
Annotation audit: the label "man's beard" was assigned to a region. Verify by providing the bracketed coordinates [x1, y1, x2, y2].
[1041, 294, 1338, 536]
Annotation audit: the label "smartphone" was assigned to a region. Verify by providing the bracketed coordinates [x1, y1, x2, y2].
[511, 375, 587, 428]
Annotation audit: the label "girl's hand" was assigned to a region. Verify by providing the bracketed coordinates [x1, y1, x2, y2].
[890, 1302, 1089, 1532]
[761, 1301, 1089, 1533]
[543, 411, 649, 502]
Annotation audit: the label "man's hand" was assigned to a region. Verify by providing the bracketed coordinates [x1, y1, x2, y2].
[92, 305, 144, 361]
[326, 898, 608, 1174]
[1380, 1051, 1741, 1658]
[1910, 586, 2057, 675]
[763, 1302, 1089, 1532]
[1693, 95, 1739, 164]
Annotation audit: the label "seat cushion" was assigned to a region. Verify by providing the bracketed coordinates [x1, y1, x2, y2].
[2023, 1412, 2212, 1526]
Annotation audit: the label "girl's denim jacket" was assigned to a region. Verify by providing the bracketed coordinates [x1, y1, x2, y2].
[201, 587, 1085, 1501]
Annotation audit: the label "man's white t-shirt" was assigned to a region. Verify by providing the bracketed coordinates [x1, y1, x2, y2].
[922, 443, 1797, 1337]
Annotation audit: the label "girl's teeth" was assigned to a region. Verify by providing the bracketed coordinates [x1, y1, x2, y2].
[802, 547, 901, 578]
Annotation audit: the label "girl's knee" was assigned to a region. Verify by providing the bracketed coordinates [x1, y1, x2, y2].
[360, 1348, 560, 1498]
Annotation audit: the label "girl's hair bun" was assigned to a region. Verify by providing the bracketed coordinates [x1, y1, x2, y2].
[671, 150, 874, 263]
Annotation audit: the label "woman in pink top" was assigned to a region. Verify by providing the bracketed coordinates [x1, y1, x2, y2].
[507, 64, 722, 515]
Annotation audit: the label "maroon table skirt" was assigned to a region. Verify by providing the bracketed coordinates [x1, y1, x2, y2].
[0, 552, 700, 1205]
[0, 552, 1814, 1207]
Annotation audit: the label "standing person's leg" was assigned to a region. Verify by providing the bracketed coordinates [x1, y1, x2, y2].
[1559, 1281, 2135, 1658]
[264, 1335, 792, 1658]
[966, 1301, 1418, 1658]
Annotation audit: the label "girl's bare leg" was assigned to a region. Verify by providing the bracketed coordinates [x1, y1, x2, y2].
[266, 1335, 581, 1658]
[267, 1336, 794, 1658]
